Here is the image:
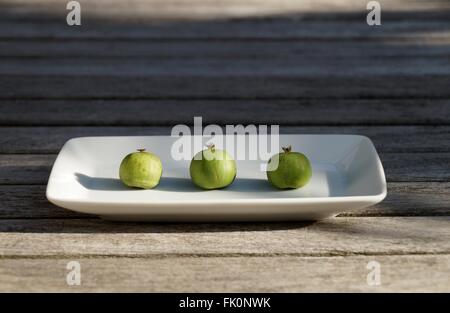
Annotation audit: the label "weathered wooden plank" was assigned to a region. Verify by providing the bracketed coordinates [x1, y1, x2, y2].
[2, 0, 449, 22]
[0, 217, 448, 257]
[0, 155, 54, 185]
[0, 185, 87, 219]
[341, 182, 450, 216]
[0, 255, 448, 292]
[2, 40, 450, 58]
[3, 76, 449, 99]
[2, 58, 450, 76]
[1, 0, 449, 40]
[1, 183, 449, 219]
[1, 99, 448, 126]
[0, 153, 448, 185]
[2, 20, 449, 40]
[378, 153, 450, 182]
[0, 126, 447, 154]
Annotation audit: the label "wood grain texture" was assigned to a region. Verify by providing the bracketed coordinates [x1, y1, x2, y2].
[3, 76, 450, 99]
[0, 185, 87, 219]
[1, 0, 449, 292]
[0, 126, 448, 154]
[1, 0, 449, 43]
[340, 183, 450, 216]
[378, 153, 450, 182]
[3, 58, 450, 77]
[2, 19, 449, 41]
[1, 1, 449, 45]
[2, 0, 449, 22]
[0, 217, 448, 257]
[0, 155, 54, 185]
[1, 99, 449, 126]
[1, 183, 449, 219]
[2, 3, 448, 100]
[0, 255, 449, 292]
[2, 40, 450, 59]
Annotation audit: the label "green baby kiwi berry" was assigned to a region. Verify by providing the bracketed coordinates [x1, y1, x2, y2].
[190, 144, 237, 190]
[266, 145, 312, 189]
[119, 149, 163, 189]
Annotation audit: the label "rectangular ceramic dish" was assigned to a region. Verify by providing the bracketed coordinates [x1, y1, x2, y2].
[46, 135, 386, 221]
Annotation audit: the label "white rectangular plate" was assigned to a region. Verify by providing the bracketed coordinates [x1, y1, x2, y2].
[46, 135, 386, 221]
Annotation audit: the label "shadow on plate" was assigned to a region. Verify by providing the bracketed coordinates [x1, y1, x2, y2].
[75, 173, 209, 192]
[75, 173, 128, 191]
[75, 173, 201, 192]
[75, 173, 276, 193]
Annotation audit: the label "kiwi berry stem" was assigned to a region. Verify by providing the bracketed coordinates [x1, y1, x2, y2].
[282, 145, 292, 153]
[207, 144, 216, 152]
[137, 148, 146, 152]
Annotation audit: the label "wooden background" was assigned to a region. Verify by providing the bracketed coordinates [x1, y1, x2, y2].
[0, 0, 449, 292]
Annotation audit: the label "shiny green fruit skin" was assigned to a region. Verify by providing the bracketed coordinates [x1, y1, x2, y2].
[119, 151, 162, 189]
[190, 148, 237, 190]
[267, 151, 312, 189]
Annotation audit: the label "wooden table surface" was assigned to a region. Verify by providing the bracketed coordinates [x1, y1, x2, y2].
[0, 0, 449, 292]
